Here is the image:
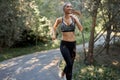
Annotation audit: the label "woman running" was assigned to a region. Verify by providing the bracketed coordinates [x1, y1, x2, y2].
[52, 2, 83, 80]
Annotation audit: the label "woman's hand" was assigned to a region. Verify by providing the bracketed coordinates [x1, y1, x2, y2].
[69, 14, 77, 20]
[51, 17, 61, 40]
[52, 35, 56, 40]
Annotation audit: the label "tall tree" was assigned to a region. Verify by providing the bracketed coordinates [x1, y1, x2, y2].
[85, 0, 101, 64]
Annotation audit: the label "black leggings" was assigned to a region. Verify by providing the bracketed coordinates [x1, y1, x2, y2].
[60, 40, 76, 80]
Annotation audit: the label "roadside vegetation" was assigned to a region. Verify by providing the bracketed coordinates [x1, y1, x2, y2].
[0, 0, 91, 62]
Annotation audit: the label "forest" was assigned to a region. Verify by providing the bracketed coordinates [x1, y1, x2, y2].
[0, 0, 120, 79]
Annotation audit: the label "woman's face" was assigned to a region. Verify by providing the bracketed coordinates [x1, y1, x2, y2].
[64, 3, 73, 14]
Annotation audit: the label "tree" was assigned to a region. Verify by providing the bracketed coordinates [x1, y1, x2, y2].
[100, 0, 120, 54]
[82, 0, 100, 64]
[0, 0, 51, 48]
[0, 0, 25, 47]
[84, 0, 120, 64]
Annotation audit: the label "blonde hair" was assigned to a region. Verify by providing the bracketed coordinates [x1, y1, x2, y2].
[63, 2, 82, 16]
[63, 2, 71, 11]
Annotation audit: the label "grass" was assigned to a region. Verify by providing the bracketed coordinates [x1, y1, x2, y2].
[73, 59, 120, 80]
[60, 52, 120, 80]
[0, 42, 59, 62]
[74, 66, 120, 80]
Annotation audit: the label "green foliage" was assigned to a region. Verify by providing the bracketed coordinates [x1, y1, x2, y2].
[15, 0, 51, 46]
[36, 0, 63, 19]
[73, 64, 120, 80]
[0, 42, 57, 62]
[0, 0, 51, 47]
[98, 0, 120, 29]
[0, 0, 25, 47]
[0, 0, 92, 48]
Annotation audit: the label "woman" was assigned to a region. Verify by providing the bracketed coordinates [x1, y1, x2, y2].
[52, 2, 83, 80]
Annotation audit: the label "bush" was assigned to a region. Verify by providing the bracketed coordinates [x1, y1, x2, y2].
[73, 65, 120, 80]
[0, 0, 51, 48]
[0, 0, 25, 47]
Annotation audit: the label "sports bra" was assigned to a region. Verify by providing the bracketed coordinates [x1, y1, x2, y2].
[61, 17, 75, 32]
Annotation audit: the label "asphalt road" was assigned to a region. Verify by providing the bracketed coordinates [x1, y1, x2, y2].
[0, 49, 62, 80]
[0, 36, 104, 80]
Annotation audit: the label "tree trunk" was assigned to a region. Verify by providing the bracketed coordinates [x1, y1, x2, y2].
[88, 15, 97, 64]
[105, 27, 111, 54]
[87, 0, 100, 65]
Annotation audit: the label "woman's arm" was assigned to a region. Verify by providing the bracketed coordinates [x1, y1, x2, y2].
[74, 16, 83, 32]
[70, 14, 83, 32]
[52, 17, 61, 40]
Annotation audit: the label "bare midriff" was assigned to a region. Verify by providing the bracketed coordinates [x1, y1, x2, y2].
[62, 32, 75, 42]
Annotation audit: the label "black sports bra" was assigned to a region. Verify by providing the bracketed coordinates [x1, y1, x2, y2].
[61, 17, 75, 32]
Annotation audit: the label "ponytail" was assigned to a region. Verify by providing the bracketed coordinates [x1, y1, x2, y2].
[72, 9, 82, 17]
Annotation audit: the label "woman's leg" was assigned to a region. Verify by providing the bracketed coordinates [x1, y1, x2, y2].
[60, 45, 73, 80]
[69, 45, 76, 65]
[66, 45, 76, 80]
